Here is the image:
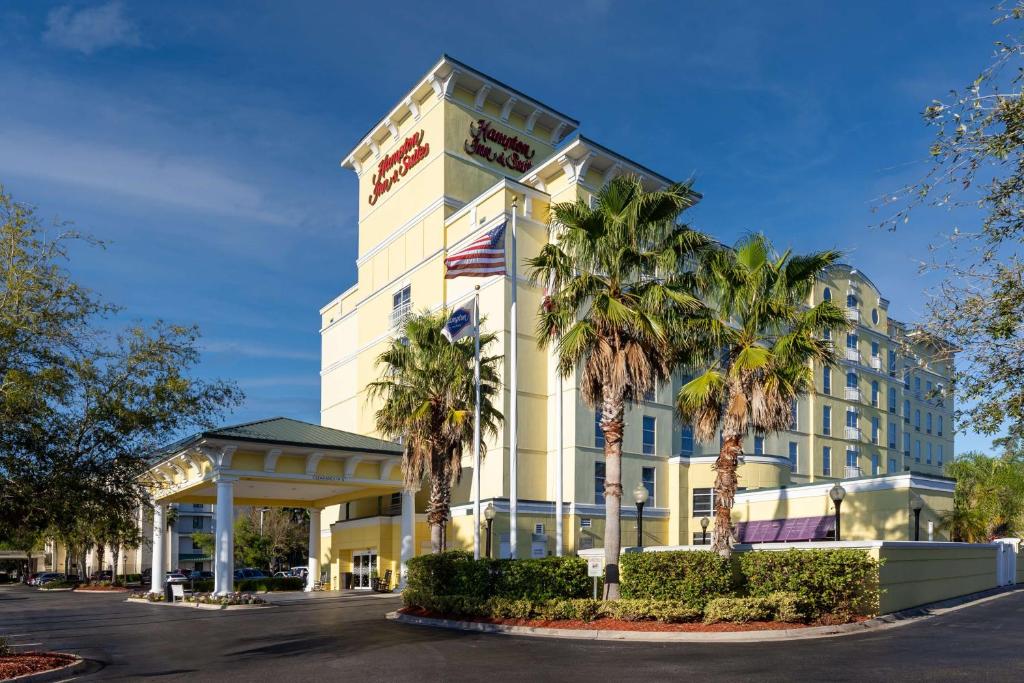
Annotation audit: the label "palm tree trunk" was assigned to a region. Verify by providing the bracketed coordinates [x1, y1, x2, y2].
[111, 545, 120, 585]
[96, 544, 105, 579]
[713, 433, 742, 557]
[427, 474, 448, 553]
[601, 391, 625, 600]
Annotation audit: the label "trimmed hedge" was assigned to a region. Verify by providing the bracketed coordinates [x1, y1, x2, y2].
[619, 550, 735, 608]
[738, 549, 880, 618]
[402, 592, 702, 624]
[406, 551, 589, 601]
[185, 577, 304, 592]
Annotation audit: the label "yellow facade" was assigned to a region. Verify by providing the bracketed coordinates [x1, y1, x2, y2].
[319, 56, 957, 578]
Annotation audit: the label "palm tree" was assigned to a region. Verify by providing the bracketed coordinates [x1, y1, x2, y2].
[528, 175, 708, 599]
[675, 233, 847, 557]
[368, 310, 502, 552]
[940, 451, 1024, 541]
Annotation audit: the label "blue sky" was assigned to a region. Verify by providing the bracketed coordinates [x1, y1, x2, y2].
[0, 1, 1005, 453]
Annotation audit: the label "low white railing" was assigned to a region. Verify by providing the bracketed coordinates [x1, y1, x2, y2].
[844, 426, 861, 440]
[845, 387, 861, 401]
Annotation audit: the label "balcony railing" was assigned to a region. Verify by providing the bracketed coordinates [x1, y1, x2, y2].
[845, 308, 860, 323]
[844, 426, 861, 440]
[845, 465, 862, 478]
[845, 387, 861, 401]
[389, 302, 413, 329]
[845, 348, 860, 362]
[870, 356, 882, 370]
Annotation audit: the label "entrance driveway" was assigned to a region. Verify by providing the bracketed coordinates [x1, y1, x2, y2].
[2, 584, 1023, 681]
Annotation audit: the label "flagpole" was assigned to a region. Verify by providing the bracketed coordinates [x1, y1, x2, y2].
[472, 286, 482, 560]
[509, 197, 519, 560]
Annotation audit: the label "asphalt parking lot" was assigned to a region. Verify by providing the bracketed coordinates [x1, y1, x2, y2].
[2, 584, 1024, 681]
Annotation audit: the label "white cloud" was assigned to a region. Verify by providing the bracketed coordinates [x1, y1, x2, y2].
[0, 126, 290, 225]
[43, 1, 140, 55]
[202, 340, 319, 362]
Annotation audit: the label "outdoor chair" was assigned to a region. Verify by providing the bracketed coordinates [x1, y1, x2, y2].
[374, 569, 393, 593]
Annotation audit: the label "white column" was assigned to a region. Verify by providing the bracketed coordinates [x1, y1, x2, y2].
[214, 477, 235, 595]
[168, 506, 179, 572]
[306, 507, 322, 592]
[399, 490, 415, 589]
[150, 503, 166, 594]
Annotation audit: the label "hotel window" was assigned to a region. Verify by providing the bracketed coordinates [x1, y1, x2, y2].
[693, 488, 714, 517]
[846, 449, 858, 469]
[642, 416, 656, 455]
[823, 366, 832, 395]
[926, 413, 933, 434]
[888, 387, 897, 413]
[846, 371, 857, 390]
[927, 443, 933, 464]
[871, 340, 879, 358]
[914, 377, 921, 394]
[871, 309, 879, 324]
[938, 416, 944, 436]
[888, 457, 897, 473]
[788, 442, 798, 471]
[680, 424, 694, 455]
[888, 422, 897, 448]
[822, 446, 832, 476]
[888, 349, 896, 375]
[846, 333, 857, 350]
[846, 409, 858, 429]
[926, 380, 932, 394]
[823, 405, 832, 435]
[903, 433, 910, 455]
[692, 532, 711, 546]
[595, 410, 604, 448]
[871, 453, 880, 475]
[790, 399, 798, 430]
[192, 517, 203, 530]
[594, 461, 606, 504]
[193, 539, 203, 551]
[643, 386, 655, 402]
[871, 416, 879, 444]
[390, 285, 412, 327]
[938, 445, 944, 467]
[915, 440, 921, 463]
[846, 293, 857, 308]
[823, 327, 831, 341]
[823, 287, 832, 301]
[871, 381, 879, 407]
[642, 466, 655, 503]
[914, 410, 921, 430]
[754, 436, 764, 455]
[903, 399, 911, 419]
[903, 367, 910, 389]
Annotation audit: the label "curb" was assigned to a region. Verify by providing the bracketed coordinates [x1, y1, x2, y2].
[387, 585, 1022, 643]
[124, 597, 270, 611]
[5, 654, 87, 682]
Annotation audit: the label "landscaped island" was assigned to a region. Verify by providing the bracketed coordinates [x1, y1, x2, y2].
[401, 549, 880, 631]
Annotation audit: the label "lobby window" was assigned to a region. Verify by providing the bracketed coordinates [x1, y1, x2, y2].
[790, 399, 798, 430]
[888, 457, 897, 473]
[823, 286, 832, 302]
[871, 452, 880, 475]
[888, 387, 897, 413]
[823, 405, 832, 435]
[888, 423, 897, 448]
[915, 440, 921, 463]
[823, 366, 832, 395]
[693, 488, 714, 517]
[822, 446, 832, 476]
[927, 443, 933, 465]
[871, 416, 879, 444]
[390, 285, 412, 327]
[594, 461, 606, 504]
[871, 381, 879, 407]
[754, 436, 764, 455]
[642, 416, 656, 455]
[595, 410, 604, 448]
[788, 442, 798, 471]
[926, 413, 933, 434]
[680, 424, 694, 456]
[914, 410, 921, 430]
[642, 466, 655, 503]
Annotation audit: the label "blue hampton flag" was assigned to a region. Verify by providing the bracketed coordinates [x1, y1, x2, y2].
[442, 301, 476, 343]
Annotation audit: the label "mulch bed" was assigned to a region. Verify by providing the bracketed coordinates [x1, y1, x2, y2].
[0, 652, 77, 680]
[399, 607, 821, 632]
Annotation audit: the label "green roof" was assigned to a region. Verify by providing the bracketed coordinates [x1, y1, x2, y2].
[154, 417, 402, 460]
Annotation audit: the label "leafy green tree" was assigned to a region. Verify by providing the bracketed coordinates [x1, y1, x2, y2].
[940, 450, 1024, 541]
[675, 234, 847, 557]
[528, 175, 708, 598]
[368, 310, 502, 553]
[0, 186, 242, 543]
[878, 2, 1024, 438]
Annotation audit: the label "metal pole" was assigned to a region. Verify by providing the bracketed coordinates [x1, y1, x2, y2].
[914, 509, 921, 541]
[636, 503, 644, 549]
[702, 529, 707, 546]
[556, 373, 563, 557]
[473, 287, 482, 560]
[485, 519, 493, 559]
[835, 500, 842, 542]
[509, 198, 519, 559]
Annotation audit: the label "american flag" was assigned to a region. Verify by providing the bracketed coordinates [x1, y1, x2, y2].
[444, 222, 507, 279]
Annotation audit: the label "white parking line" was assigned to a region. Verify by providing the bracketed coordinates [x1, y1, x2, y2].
[10, 642, 42, 647]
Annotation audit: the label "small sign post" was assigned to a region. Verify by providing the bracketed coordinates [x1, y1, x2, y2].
[587, 557, 603, 600]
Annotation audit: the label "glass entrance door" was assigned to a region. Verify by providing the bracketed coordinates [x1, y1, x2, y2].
[352, 551, 377, 589]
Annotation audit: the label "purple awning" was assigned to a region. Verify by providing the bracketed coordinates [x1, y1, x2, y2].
[735, 515, 835, 543]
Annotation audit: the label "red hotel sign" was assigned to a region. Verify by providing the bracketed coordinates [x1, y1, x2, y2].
[368, 130, 430, 206]
[464, 119, 536, 173]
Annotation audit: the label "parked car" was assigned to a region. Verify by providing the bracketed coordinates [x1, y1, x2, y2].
[36, 573, 66, 586]
[25, 573, 41, 585]
[288, 566, 309, 579]
[165, 572, 188, 585]
[90, 570, 113, 582]
[233, 568, 267, 580]
[188, 570, 214, 581]
[272, 571, 290, 578]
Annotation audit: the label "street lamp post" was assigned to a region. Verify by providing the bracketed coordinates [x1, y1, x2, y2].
[700, 516, 710, 546]
[830, 483, 847, 542]
[484, 502, 496, 559]
[910, 492, 924, 541]
[633, 483, 649, 549]
[259, 507, 270, 536]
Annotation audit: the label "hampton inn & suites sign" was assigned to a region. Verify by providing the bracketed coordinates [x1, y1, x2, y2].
[368, 130, 430, 206]
[464, 118, 536, 173]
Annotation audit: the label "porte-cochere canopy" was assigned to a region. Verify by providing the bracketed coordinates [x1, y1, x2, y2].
[141, 417, 405, 595]
[145, 417, 405, 508]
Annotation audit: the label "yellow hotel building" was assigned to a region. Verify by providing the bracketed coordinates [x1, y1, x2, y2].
[314, 55, 957, 581]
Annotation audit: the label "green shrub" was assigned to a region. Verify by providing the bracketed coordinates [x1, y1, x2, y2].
[191, 579, 214, 592]
[739, 549, 880, 618]
[766, 592, 809, 623]
[406, 551, 492, 600]
[489, 556, 589, 600]
[487, 597, 534, 619]
[704, 596, 774, 623]
[0, 637, 10, 656]
[620, 551, 735, 608]
[600, 599, 702, 623]
[39, 580, 76, 589]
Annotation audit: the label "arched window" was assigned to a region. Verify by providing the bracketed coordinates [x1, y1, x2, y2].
[903, 399, 910, 418]
[938, 416, 944, 436]
[823, 287, 832, 302]
[846, 293, 857, 308]
[926, 413, 933, 433]
[888, 387, 897, 412]
[846, 371, 858, 388]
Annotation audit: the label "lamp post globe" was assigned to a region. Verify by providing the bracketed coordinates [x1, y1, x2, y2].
[483, 502, 496, 559]
[910, 492, 924, 541]
[829, 483, 846, 542]
[700, 515, 710, 546]
[633, 483, 649, 549]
